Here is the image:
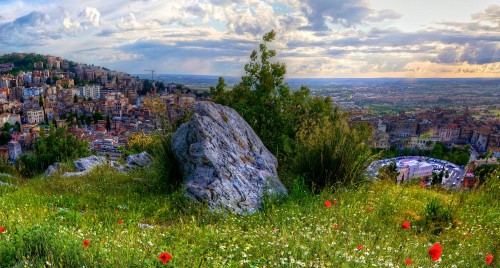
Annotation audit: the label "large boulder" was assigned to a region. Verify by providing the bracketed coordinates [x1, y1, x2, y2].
[172, 101, 287, 214]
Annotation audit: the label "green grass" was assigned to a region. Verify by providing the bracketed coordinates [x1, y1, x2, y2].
[0, 168, 498, 267]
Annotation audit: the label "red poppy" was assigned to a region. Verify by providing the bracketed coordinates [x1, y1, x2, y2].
[158, 252, 172, 263]
[83, 239, 90, 247]
[0, 226, 5, 233]
[357, 244, 363, 250]
[420, 181, 426, 187]
[405, 258, 412, 265]
[118, 219, 123, 225]
[324, 200, 331, 208]
[429, 243, 442, 262]
[367, 206, 372, 212]
[485, 254, 493, 265]
[467, 232, 472, 237]
[402, 221, 411, 229]
[334, 225, 339, 230]
[333, 200, 339, 205]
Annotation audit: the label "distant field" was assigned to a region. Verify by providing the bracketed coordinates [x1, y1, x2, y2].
[139, 75, 500, 113]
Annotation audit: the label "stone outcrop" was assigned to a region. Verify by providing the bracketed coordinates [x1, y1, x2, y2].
[44, 162, 63, 177]
[126, 151, 153, 169]
[44, 152, 153, 177]
[62, 155, 106, 177]
[172, 101, 287, 214]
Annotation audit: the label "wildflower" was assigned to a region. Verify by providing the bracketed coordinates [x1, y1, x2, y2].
[272, 227, 279, 232]
[333, 200, 339, 205]
[420, 181, 426, 187]
[485, 254, 493, 265]
[467, 232, 472, 237]
[334, 225, 339, 230]
[429, 243, 442, 262]
[357, 244, 363, 251]
[158, 252, 173, 264]
[405, 258, 412, 265]
[118, 220, 123, 225]
[0, 226, 5, 233]
[402, 221, 411, 229]
[367, 206, 371, 212]
[83, 239, 90, 247]
[324, 200, 331, 208]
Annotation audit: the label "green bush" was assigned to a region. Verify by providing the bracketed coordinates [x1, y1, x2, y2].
[294, 120, 374, 190]
[150, 131, 183, 192]
[211, 30, 374, 191]
[421, 197, 453, 235]
[17, 125, 90, 177]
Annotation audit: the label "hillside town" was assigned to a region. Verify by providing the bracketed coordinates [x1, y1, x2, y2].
[350, 107, 500, 155]
[0, 53, 498, 188]
[0, 53, 204, 162]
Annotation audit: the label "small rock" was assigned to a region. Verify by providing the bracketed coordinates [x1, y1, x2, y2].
[73, 156, 107, 172]
[126, 151, 153, 169]
[44, 162, 63, 177]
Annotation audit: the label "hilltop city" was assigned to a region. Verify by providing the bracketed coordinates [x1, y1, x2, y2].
[0, 52, 498, 188]
[0, 53, 209, 163]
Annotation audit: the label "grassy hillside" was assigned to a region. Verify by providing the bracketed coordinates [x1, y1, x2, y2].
[0, 168, 498, 267]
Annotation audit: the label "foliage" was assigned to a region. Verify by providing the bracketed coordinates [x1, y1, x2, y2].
[16, 126, 90, 177]
[0, 131, 11, 146]
[475, 164, 500, 186]
[432, 171, 444, 186]
[420, 197, 454, 235]
[294, 119, 374, 190]
[377, 161, 398, 182]
[126, 131, 161, 155]
[211, 30, 374, 190]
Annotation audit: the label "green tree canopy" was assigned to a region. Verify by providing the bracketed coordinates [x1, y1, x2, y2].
[211, 30, 374, 190]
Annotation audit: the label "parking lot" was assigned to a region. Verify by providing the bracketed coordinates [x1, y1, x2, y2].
[368, 156, 465, 189]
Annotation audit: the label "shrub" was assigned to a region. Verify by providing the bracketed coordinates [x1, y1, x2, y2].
[294, 120, 374, 190]
[211, 30, 374, 191]
[421, 197, 453, 235]
[17, 125, 90, 177]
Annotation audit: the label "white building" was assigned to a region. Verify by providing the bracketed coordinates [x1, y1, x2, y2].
[26, 109, 44, 124]
[80, 85, 101, 100]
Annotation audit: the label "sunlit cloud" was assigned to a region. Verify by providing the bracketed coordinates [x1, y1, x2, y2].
[0, 0, 498, 78]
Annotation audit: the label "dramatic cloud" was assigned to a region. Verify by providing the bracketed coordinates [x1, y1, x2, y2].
[0, 0, 498, 77]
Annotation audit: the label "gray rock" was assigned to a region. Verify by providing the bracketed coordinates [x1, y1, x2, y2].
[172, 101, 287, 215]
[110, 161, 127, 172]
[73, 155, 106, 172]
[44, 162, 63, 177]
[126, 151, 153, 169]
[62, 171, 90, 177]
[60, 155, 106, 177]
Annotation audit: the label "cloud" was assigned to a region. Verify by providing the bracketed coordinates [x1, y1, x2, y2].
[79, 6, 100, 27]
[471, 4, 499, 25]
[367, 9, 402, 22]
[294, 0, 400, 30]
[0, 11, 58, 46]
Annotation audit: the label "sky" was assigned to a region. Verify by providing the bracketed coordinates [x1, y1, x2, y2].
[0, 0, 499, 78]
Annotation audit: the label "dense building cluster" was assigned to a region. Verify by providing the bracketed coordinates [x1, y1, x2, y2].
[351, 107, 500, 154]
[0, 53, 204, 162]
